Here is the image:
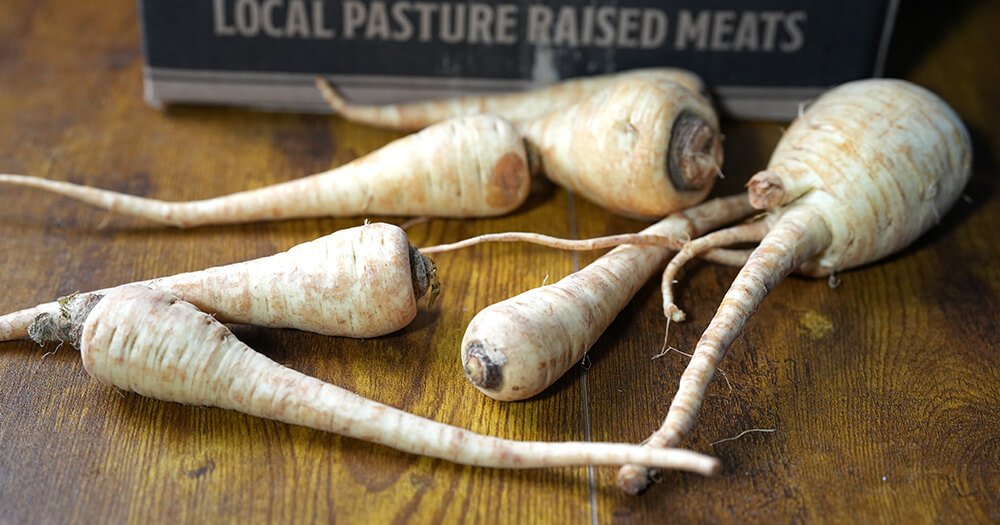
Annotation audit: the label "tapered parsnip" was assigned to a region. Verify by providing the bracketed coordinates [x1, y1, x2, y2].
[0, 115, 529, 226]
[317, 68, 707, 131]
[26, 284, 722, 475]
[323, 72, 723, 220]
[0, 223, 436, 340]
[460, 194, 756, 402]
[617, 79, 973, 495]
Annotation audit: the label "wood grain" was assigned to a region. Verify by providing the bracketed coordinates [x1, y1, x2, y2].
[1, 0, 998, 523]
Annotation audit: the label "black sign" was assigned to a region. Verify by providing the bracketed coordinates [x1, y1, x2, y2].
[141, 0, 892, 88]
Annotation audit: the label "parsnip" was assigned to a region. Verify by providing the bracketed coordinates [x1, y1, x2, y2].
[617, 78, 973, 495]
[0, 223, 436, 340]
[317, 68, 707, 130]
[460, 194, 756, 401]
[0, 115, 529, 226]
[27, 284, 722, 476]
[323, 71, 723, 220]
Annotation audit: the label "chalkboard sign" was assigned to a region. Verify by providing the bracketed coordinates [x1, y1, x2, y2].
[139, 0, 898, 120]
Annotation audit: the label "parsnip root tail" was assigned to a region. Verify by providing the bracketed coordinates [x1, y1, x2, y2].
[419, 232, 682, 255]
[0, 172, 331, 227]
[315, 77, 417, 130]
[680, 194, 756, 236]
[0, 174, 194, 227]
[698, 248, 753, 267]
[661, 221, 771, 322]
[316, 77, 348, 113]
[617, 207, 832, 495]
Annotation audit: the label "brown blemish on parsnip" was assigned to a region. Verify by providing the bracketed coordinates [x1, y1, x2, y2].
[486, 152, 530, 209]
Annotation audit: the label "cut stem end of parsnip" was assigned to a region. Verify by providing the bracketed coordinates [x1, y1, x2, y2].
[747, 170, 787, 209]
[27, 293, 103, 348]
[669, 111, 723, 192]
[408, 245, 439, 305]
[463, 341, 504, 391]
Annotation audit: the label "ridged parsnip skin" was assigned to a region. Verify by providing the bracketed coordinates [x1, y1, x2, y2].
[0, 115, 530, 226]
[320, 68, 706, 131]
[0, 223, 426, 340]
[521, 77, 721, 220]
[461, 195, 755, 401]
[753, 79, 973, 276]
[74, 285, 721, 475]
[617, 79, 973, 495]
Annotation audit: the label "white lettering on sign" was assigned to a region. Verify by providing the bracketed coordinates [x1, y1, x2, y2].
[213, 0, 335, 38]
[209, 1, 807, 54]
[675, 9, 807, 52]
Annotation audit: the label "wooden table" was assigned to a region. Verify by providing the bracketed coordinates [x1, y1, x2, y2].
[1, 1, 997, 522]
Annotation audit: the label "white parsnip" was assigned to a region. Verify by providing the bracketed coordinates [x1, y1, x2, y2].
[618, 79, 973, 495]
[0, 223, 436, 341]
[317, 68, 707, 131]
[0, 115, 529, 226]
[323, 71, 723, 220]
[519, 77, 722, 219]
[27, 285, 722, 475]
[460, 194, 756, 401]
